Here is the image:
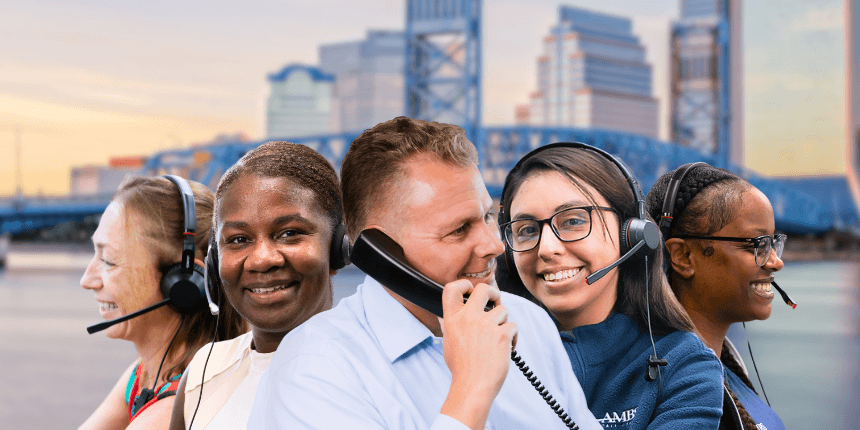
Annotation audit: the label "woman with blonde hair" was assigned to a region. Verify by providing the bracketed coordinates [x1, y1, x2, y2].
[80, 175, 246, 429]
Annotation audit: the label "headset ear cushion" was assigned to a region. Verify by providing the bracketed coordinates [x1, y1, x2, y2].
[619, 218, 633, 255]
[160, 263, 206, 315]
[620, 218, 661, 259]
[330, 223, 349, 271]
[205, 246, 221, 310]
[504, 245, 527, 290]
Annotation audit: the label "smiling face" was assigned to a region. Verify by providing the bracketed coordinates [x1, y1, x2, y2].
[369, 155, 504, 321]
[685, 188, 784, 325]
[216, 174, 334, 349]
[80, 201, 169, 341]
[509, 170, 621, 330]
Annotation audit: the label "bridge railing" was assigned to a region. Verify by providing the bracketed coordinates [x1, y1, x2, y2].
[0, 127, 851, 236]
[479, 126, 834, 234]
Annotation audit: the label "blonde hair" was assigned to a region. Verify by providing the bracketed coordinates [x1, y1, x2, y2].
[112, 176, 246, 382]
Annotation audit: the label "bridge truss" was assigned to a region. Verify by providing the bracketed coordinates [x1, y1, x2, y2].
[1, 128, 842, 236]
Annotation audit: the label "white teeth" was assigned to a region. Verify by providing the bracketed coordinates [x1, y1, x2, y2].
[752, 283, 772, 293]
[98, 301, 118, 311]
[463, 268, 491, 279]
[251, 285, 289, 294]
[543, 269, 580, 282]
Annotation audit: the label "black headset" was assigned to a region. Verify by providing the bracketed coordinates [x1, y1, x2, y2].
[160, 175, 208, 314]
[498, 142, 667, 383]
[657, 161, 795, 408]
[124, 175, 207, 412]
[86, 175, 208, 334]
[499, 142, 661, 287]
[657, 162, 707, 239]
[203, 221, 350, 316]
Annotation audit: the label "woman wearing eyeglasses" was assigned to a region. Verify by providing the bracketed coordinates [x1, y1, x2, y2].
[496, 145, 723, 429]
[645, 163, 786, 430]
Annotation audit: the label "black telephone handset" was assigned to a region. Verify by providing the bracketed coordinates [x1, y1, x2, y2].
[350, 228, 580, 430]
[349, 228, 448, 317]
[349, 228, 493, 316]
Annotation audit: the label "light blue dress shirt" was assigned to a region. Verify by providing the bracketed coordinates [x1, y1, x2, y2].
[248, 276, 601, 430]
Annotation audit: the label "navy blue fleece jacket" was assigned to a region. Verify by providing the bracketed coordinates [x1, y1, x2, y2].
[561, 313, 723, 429]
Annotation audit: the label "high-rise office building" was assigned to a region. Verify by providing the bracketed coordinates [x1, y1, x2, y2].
[266, 64, 335, 139]
[320, 30, 405, 133]
[670, 0, 742, 163]
[524, 6, 658, 137]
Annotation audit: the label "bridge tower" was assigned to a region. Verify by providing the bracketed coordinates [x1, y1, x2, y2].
[670, 0, 743, 168]
[847, 0, 860, 217]
[405, 0, 482, 145]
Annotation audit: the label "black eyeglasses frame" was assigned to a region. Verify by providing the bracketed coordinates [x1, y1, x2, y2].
[501, 206, 615, 252]
[675, 233, 787, 266]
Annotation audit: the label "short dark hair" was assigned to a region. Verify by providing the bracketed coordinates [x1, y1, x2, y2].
[340, 117, 478, 241]
[497, 146, 695, 335]
[216, 141, 343, 230]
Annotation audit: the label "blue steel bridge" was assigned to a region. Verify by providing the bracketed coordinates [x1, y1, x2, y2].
[1, 126, 855, 237]
[2, 0, 857, 238]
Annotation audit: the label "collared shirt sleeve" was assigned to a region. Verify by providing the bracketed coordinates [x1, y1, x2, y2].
[431, 414, 471, 430]
[505, 296, 602, 430]
[248, 350, 383, 429]
[247, 349, 470, 430]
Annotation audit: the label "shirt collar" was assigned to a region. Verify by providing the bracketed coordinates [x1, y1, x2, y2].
[361, 275, 435, 363]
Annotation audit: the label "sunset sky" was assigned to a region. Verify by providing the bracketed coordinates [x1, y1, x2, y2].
[0, 0, 848, 195]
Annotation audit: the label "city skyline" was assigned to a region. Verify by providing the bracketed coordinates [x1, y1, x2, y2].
[0, 0, 847, 195]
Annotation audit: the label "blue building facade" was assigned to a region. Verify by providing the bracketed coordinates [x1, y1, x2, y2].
[526, 6, 658, 138]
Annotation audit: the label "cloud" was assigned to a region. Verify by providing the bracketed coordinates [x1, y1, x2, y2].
[789, 4, 843, 32]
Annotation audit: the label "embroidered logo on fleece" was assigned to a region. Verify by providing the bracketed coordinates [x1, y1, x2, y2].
[756, 424, 767, 430]
[597, 407, 637, 426]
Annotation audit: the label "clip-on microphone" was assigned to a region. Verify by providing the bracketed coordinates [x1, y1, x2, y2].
[645, 355, 668, 382]
[87, 298, 173, 334]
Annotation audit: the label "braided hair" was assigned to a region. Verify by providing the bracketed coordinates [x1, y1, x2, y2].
[721, 343, 759, 430]
[646, 165, 759, 430]
[645, 164, 751, 265]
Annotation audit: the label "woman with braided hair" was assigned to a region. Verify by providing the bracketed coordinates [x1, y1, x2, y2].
[645, 163, 786, 430]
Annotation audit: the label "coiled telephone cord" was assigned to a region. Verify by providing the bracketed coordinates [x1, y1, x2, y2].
[511, 350, 579, 430]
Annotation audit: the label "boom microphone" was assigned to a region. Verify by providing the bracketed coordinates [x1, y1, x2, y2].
[86, 298, 172, 334]
[586, 240, 646, 285]
[771, 281, 797, 309]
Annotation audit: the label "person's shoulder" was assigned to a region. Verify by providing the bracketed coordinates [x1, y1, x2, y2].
[658, 329, 716, 358]
[500, 290, 545, 313]
[655, 330, 722, 380]
[499, 291, 565, 357]
[500, 291, 554, 326]
[185, 332, 253, 391]
[273, 291, 371, 363]
[292, 290, 366, 338]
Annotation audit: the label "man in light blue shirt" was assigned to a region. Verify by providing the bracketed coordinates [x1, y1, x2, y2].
[248, 117, 601, 430]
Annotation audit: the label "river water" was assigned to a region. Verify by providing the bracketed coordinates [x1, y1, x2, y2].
[0, 251, 857, 429]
